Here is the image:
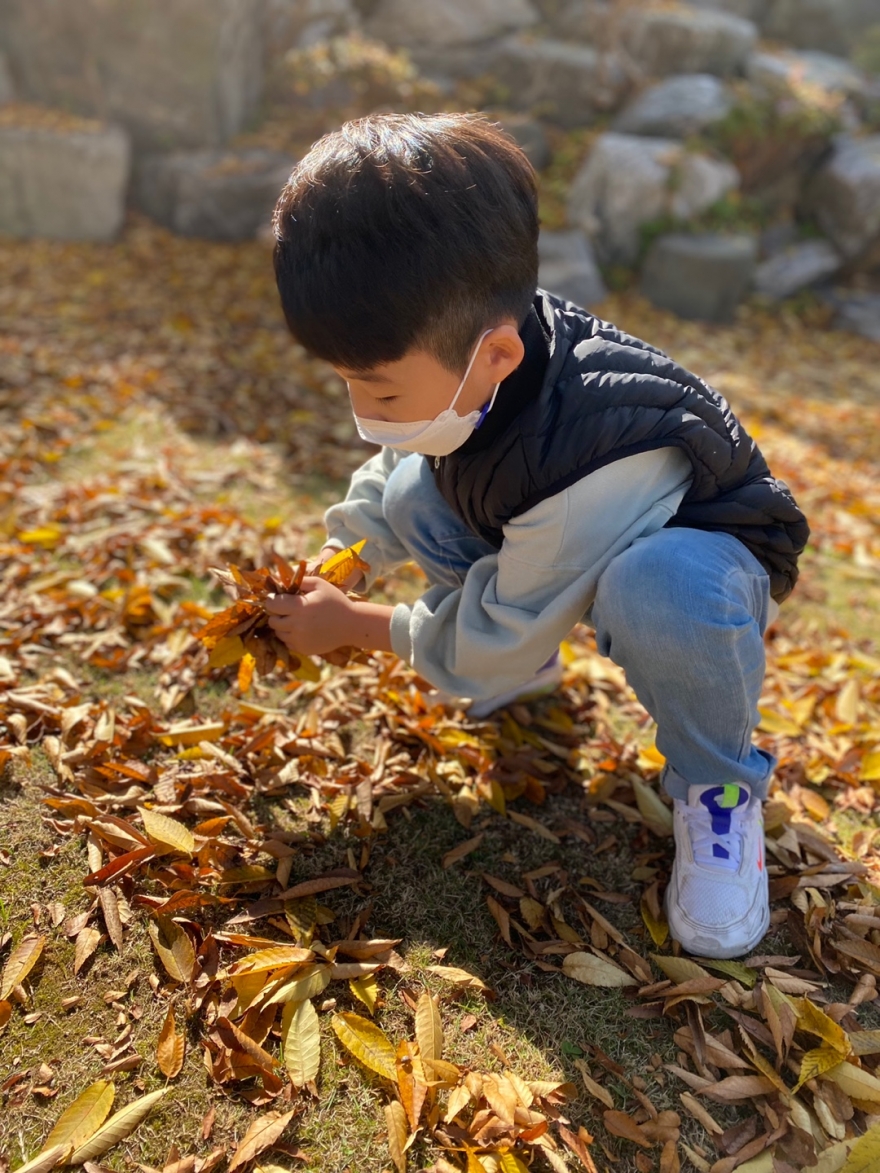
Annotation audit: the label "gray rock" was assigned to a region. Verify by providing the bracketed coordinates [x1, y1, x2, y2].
[135, 149, 294, 241]
[567, 132, 740, 266]
[0, 117, 130, 241]
[0, 0, 265, 151]
[264, 0, 357, 58]
[538, 229, 607, 308]
[763, 0, 880, 56]
[641, 232, 758, 322]
[499, 115, 552, 171]
[748, 50, 869, 101]
[624, 5, 758, 78]
[489, 37, 632, 128]
[834, 292, 880, 342]
[753, 239, 842, 299]
[0, 52, 14, 105]
[613, 74, 733, 138]
[686, 0, 764, 17]
[805, 135, 880, 261]
[363, 0, 538, 48]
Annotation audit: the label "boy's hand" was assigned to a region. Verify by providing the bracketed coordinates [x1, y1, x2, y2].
[265, 577, 392, 655]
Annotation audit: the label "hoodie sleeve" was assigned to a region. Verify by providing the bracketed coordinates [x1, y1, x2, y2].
[322, 447, 412, 587]
[388, 447, 693, 698]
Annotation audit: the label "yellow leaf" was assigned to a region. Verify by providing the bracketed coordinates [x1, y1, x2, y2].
[229, 946, 315, 975]
[425, 965, 490, 992]
[562, 951, 636, 988]
[758, 708, 803, 737]
[795, 997, 852, 1058]
[208, 635, 246, 670]
[824, 1060, 880, 1104]
[12, 1145, 72, 1173]
[156, 1005, 185, 1079]
[138, 807, 195, 855]
[835, 678, 860, 726]
[41, 1081, 115, 1154]
[385, 1100, 409, 1173]
[651, 954, 711, 984]
[227, 1109, 297, 1173]
[68, 1090, 168, 1163]
[319, 540, 369, 586]
[155, 722, 226, 747]
[0, 934, 46, 999]
[331, 1011, 397, 1081]
[632, 778, 673, 835]
[148, 918, 196, 984]
[265, 964, 332, 1006]
[415, 992, 443, 1063]
[841, 1120, 880, 1173]
[861, 750, 880, 782]
[18, 524, 64, 548]
[350, 973, 379, 1015]
[293, 655, 322, 682]
[237, 652, 256, 692]
[640, 892, 669, 947]
[281, 998, 321, 1088]
[499, 1153, 531, 1173]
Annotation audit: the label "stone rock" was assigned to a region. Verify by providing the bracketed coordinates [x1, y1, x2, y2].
[135, 148, 294, 241]
[641, 232, 758, 322]
[613, 74, 733, 138]
[538, 229, 607, 308]
[0, 0, 265, 151]
[0, 114, 130, 241]
[363, 0, 538, 49]
[753, 239, 842, 299]
[833, 291, 880, 342]
[686, 0, 763, 17]
[499, 115, 552, 171]
[264, 0, 357, 58]
[488, 37, 631, 128]
[763, 0, 880, 57]
[805, 134, 880, 261]
[624, 5, 758, 78]
[748, 50, 869, 102]
[567, 132, 739, 266]
[0, 52, 15, 105]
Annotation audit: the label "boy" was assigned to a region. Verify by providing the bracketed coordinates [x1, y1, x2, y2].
[265, 112, 809, 960]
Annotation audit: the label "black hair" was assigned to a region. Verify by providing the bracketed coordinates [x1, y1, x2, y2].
[272, 111, 539, 374]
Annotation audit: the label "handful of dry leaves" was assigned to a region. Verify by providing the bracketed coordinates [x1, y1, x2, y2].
[197, 541, 370, 682]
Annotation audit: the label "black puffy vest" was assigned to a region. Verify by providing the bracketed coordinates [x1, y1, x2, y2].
[432, 290, 809, 603]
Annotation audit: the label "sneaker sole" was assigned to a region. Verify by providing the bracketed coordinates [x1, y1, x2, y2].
[664, 884, 770, 961]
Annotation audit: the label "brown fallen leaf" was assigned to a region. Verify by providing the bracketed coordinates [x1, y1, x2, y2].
[157, 1005, 185, 1079]
[227, 1109, 297, 1172]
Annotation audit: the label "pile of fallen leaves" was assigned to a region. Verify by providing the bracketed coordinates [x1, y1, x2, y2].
[2, 220, 880, 1173]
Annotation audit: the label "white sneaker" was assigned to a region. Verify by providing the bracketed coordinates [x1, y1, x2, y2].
[665, 783, 769, 960]
[467, 653, 564, 720]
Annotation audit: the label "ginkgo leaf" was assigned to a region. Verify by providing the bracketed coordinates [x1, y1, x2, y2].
[281, 998, 321, 1088]
[562, 952, 636, 988]
[841, 1120, 880, 1173]
[157, 1005, 185, 1079]
[319, 540, 369, 586]
[148, 917, 196, 983]
[41, 1080, 115, 1154]
[227, 1109, 296, 1172]
[13, 1144, 72, 1173]
[385, 1100, 409, 1173]
[415, 992, 443, 1063]
[138, 807, 195, 855]
[349, 972, 379, 1015]
[331, 1011, 397, 1082]
[68, 1089, 169, 1163]
[0, 934, 46, 999]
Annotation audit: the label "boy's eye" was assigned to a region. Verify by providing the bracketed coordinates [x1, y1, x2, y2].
[377, 395, 398, 404]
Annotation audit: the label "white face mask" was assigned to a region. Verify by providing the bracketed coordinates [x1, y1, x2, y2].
[351, 329, 500, 458]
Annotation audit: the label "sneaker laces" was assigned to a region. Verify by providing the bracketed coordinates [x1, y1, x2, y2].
[682, 785, 751, 874]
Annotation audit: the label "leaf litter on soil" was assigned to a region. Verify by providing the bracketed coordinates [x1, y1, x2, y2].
[0, 222, 879, 1173]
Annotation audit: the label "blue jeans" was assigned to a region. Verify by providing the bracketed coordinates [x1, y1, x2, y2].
[383, 453, 776, 801]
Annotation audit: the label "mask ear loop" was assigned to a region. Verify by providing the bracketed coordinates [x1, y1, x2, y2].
[447, 328, 495, 413]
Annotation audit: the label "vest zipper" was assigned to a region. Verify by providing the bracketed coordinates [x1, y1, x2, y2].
[434, 456, 440, 469]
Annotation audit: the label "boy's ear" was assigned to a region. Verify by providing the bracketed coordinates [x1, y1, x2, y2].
[484, 324, 525, 382]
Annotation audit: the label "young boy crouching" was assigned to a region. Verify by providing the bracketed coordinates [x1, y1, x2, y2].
[264, 112, 809, 961]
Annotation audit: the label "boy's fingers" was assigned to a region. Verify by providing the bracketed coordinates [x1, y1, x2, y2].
[264, 594, 304, 615]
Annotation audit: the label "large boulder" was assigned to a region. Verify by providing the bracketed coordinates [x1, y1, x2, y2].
[762, 0, 880, 56]
[135, 148, 294, 241]
[753, 239, 842, 299]
[567, 132, 739, 266]
[804, 135, 880, 261]
[833, 292, 880, 342]
[686, 0, 763, 16]
[748, 50, 870, 103]
[0, 52, 14, 105]
[0, 108, 130, 241]
[0, 0, 265, 151]
[641, 232, 758, 322]
[538, 229, 607, 308]
[264, 0, 357, 58]
[499, 114, 552, 171]
[613, 74, 733, 138]
[488, 38, 631, 127]
[623, 4, 758, 78]
[362, 0, 538, 48]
